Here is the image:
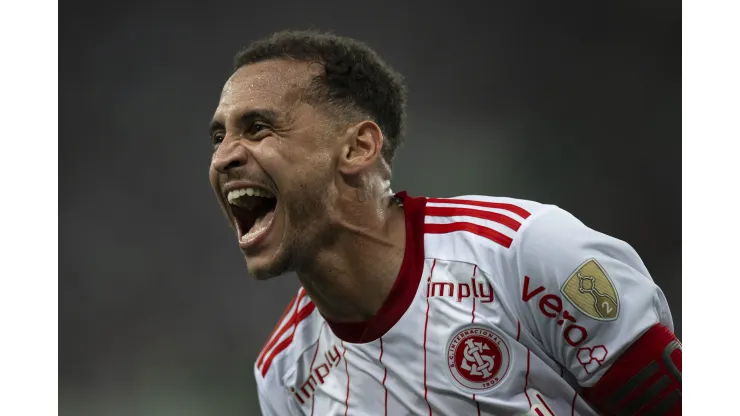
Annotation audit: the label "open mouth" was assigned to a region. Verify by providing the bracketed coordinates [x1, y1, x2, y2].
[226, 186, 278, 246]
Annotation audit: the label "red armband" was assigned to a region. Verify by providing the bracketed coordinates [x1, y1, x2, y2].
[582, 323, 681, 415]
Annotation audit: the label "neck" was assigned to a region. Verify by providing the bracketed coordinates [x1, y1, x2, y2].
[296, 189, 406, 323]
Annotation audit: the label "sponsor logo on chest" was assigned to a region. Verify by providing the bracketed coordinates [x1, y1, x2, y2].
[426, 276, 494, 303]
[290, 344, 343, 405]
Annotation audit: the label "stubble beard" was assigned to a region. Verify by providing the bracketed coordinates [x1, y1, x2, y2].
[246, 185, 336, 280]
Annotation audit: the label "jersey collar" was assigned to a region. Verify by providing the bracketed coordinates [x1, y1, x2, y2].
[324, 191, 427, 343]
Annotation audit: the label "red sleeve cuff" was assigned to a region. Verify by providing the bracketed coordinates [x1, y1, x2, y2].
[582, 323, 681, 415]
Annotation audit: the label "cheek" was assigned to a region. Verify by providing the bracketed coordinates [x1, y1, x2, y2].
[208, 168, 226, 204]
[208, 167, 219, 189]
[265, 135, 336, 185]
[290, 143, 334, 170]
[287, 158, 333, 186]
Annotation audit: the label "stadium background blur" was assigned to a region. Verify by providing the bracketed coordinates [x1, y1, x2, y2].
[60, 1, 680, 415]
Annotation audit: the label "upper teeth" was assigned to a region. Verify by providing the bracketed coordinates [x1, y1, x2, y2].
[227, 187, 275, 205]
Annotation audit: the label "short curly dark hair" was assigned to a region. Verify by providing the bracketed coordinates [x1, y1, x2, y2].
[234, 30, 407, 166]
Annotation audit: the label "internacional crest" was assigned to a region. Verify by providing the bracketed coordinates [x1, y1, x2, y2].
[446, 324, 511, 393]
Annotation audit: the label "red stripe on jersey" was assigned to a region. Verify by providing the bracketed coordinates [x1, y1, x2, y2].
[423, 297, 432, 415]
[516, 321, 521, 341]
[260, 302, 316, 377]
[426, 197, 531, 219]
[258, 289, 306, 367]
[537, 393, 555, 415]
[426, 206, 522, 231]
[423, 259, 436, 416]
[471, 264, 480, 414]
[379, 337, 388, 416]
[309, 337, 321, 416]
[425, 222, 513, 248]
[257, 291, 300, 367]
[524, 349, 532, 407]
[343, 343, 350, 416]
[471, 265, 478, 324]
[571, 391, 577, 416]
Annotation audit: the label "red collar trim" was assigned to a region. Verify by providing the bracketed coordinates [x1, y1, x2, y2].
[325, 191, 426, 344]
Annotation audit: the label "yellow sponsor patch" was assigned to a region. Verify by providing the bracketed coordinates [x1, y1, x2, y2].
[560, 259, 619, 321]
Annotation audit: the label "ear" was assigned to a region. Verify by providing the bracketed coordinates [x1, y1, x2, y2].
[338, 120, 384, 175]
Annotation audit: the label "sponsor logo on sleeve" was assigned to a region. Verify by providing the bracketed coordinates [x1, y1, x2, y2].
[445, 324, 511, 393]
[560, 259, 619, 321]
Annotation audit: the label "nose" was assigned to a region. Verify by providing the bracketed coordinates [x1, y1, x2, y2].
[211, 140, 248, 174]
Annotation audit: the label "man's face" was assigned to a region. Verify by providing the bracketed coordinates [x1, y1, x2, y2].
[209, 59, 341, 279]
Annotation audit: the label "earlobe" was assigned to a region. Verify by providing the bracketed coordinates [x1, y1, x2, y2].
[339, 120, 383, 175]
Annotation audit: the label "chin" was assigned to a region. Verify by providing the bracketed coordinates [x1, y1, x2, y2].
[243, 250, 291, 280]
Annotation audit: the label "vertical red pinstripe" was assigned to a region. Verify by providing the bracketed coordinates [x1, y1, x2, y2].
[379, 337, 388, 416]
[423, 259, 437, 416]
[516, 321, 521, 341]
[471, 265, 481, 416]
[571, 391, 578, 416]
[471, 266, 477, 325]
[523, 349, 532, 407]
[308, 337, 321, 416]
[343, 342, 350, 416]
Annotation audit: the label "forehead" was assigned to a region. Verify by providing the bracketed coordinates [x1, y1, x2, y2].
[214, 59, 316, 119]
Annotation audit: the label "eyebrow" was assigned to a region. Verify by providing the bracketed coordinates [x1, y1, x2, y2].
[209, 108, 280, 135]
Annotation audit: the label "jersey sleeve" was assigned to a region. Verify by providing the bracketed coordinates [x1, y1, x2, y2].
[512, 206, 676, 387]
[255, 366, 294, 416]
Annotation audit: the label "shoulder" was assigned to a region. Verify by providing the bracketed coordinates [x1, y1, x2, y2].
[422, 194, 552, 265]
[421, 194, 641, 284]
[511, 203, 663, 328]
[423, 193, 637, 267]
[512, 204, 645, 279]
[254, 286, 324, 385]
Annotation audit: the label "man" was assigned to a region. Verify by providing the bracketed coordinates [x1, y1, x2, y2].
[208, 31, 681, 416]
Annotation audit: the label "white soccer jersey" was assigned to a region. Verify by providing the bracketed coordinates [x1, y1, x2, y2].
[254, 192, 674, 416]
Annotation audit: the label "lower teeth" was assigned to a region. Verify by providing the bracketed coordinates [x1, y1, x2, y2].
[241, 232, 258, 242]
[240, 207, 276, 243]
[241, 223, 268, 242]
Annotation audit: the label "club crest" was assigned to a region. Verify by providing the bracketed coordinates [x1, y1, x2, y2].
[445, 324, 511, 393]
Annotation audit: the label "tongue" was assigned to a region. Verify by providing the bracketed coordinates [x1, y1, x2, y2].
[245, 209, 275, 239]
